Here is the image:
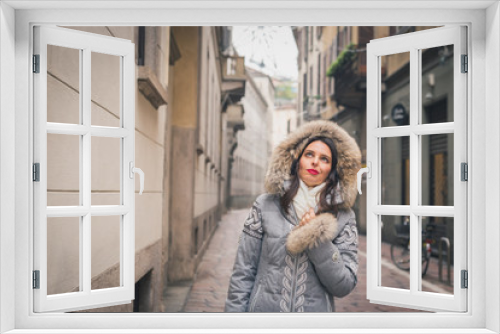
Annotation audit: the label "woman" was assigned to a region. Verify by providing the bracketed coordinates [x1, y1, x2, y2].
[225, 120, 361, 312]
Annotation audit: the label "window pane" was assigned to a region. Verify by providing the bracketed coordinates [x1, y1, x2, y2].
[91, 137, 121, 205]
[48, 217, 80, 295]
[47, 134, 80, 206]
[91, 216, 121, 290]
[421, 134, 454, 206]
[381, 137, 410, 205]
[420, 216, 454, 294]
[47, 45, 80, 124]
[380, 52, 410, 127]
[380, 215, 410, 290]
[421, 45, 454, 124]
[91, 52, 121, 127]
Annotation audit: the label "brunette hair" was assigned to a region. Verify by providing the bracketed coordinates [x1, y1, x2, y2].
[280, 136, 340, 215]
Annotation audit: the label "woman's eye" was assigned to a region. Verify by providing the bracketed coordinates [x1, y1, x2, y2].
[321, 157, 329, 162]
[305, 152, 313, 157]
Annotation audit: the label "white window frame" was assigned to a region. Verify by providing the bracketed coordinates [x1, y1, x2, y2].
[366, 26, 468, 312]
[33, 25, 136, 313]
[0, 1, 498, 333]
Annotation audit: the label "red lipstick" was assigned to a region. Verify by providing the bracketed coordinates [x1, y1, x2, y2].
[307, 169, 319, 175]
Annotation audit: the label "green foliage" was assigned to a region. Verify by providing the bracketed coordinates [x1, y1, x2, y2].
[274, 82, 297, 101]
[326, 43, 357, 77]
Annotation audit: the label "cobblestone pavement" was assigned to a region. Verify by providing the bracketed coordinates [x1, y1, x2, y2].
[164, 208, 454, 313]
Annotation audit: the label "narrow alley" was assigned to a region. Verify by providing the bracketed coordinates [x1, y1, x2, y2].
[164, 208, 454, 313]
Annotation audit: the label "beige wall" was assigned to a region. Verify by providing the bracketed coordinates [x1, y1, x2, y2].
[272, 106, 298, 149]
[168, 26, 227, 281]
[321, 26, 341, 120]
[194, 27, 222, 218]
[171, 28, 199, 127]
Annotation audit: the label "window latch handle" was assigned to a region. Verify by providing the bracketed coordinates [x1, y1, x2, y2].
[357, 162, 371, 195]
[129, 162, 145, 195]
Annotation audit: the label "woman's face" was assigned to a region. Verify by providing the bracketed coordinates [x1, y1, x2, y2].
[297, 140, 333, 187]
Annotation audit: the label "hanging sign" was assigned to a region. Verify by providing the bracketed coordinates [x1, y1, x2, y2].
[391, 103, 409, 126]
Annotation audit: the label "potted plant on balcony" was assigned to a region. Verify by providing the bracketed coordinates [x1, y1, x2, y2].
[326, 43, 357, 78]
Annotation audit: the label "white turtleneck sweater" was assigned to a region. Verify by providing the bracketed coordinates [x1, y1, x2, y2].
[292, 179, 326, 221]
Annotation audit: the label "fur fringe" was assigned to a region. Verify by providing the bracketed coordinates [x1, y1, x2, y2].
[264, 120, 361, 210]
[285, 213, 337, 255]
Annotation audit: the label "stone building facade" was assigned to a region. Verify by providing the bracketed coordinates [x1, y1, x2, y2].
[293, 26, 453, 254]
[167, 26, 245, 282]
[229, 67, 274, 209]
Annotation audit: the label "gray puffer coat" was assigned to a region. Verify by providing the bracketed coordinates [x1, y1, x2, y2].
[225, 120, 361, 312]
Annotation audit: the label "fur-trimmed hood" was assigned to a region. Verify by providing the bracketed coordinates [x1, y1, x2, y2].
[264, 120, 361, 210]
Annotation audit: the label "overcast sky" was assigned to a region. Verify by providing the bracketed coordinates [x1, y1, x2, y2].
[232, 26, 298, 81]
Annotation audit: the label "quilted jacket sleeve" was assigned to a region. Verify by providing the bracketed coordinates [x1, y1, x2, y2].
[307, 210, 359, 298]
[224, 201, 264, 312]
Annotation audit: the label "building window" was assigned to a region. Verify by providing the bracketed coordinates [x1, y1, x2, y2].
[316, 53, 320, 97]
[137, 26, 145, 66]
[309, 65, 313, 93]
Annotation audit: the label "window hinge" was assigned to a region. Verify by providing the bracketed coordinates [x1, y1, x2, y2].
[461, 54, 468, 73]
[33, 54, 40, 73]
[33, 270, 40, 289]
[461, 270, 468, 289]
[461, 163, 468, 181]
[33, 163, 40, 182]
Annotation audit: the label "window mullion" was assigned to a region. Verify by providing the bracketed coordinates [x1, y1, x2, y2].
[409, 47, 420, 294]
[81, 47, 91, 294]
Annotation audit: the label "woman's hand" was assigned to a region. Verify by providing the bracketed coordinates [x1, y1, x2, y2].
[299, 208, 316, 227]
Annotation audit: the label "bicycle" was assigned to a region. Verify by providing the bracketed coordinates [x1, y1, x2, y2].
[390, 217, 433, 277]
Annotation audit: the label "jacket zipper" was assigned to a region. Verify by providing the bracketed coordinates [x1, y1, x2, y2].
[249, 284, 261, 312]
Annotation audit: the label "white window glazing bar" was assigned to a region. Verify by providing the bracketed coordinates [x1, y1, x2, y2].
[46, 206, 88, 217]
[372, 126, 411, 138]
[48, 123, 87, 136]
[91, 126, 130, 138]
[82, 47, 92, 295]
[372, 205, 454, 216]
[412, 206, 455, 217]
[77, 49, 84, 292]
[47, 123, 130, 138]
[412, 122, 454, 135]
[46, 205, 130, 217]
[91, 206, 129, 216]
[409, 46, 419, 294]
[373, 123, 454, 138]
[372, 205, 411, 215]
